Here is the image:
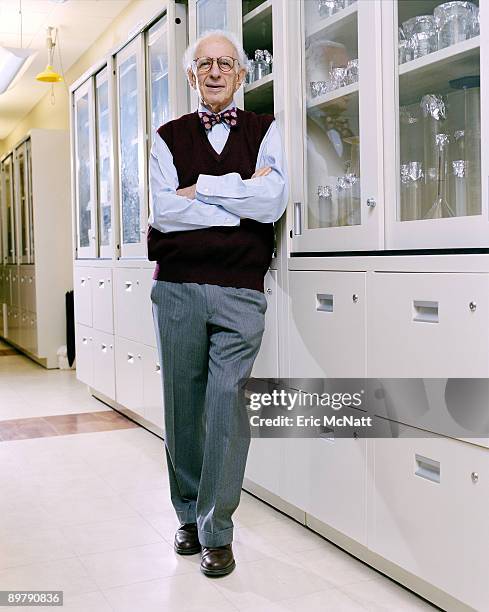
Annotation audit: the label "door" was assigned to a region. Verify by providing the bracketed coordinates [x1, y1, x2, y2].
[14, 141, 30, 264]
[73, 79, 97, 258]
[288, 0, 384, 253]
[384, 0, 486, 248]
[2, 155, 16, 264]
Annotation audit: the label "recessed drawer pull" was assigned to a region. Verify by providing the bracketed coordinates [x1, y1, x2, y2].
[413, 300, 439, 323]
[98, 280, 105, 288]
[127, 353, 134, 363]
[80, 278, 86, 286]
[101, 343, 107, 352]
[155, 363, 161, 373]
[82, 337, 88, 344]
[415, 454, 440, 483]
[316, 293, 334, 312]
[125, 281, 132, 291]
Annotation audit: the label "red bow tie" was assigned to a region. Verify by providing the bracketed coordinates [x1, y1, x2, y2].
[199, 108, 238, 130]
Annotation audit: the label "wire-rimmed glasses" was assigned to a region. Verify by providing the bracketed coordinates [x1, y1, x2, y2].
[192, 56, 239, 74]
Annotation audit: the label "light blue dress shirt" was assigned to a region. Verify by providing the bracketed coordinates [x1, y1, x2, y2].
[148, 99, 289, 233]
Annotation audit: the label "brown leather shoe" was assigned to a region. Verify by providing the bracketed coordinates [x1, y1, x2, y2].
[174, 523, 201, 555]
[200, 544, 236, 577]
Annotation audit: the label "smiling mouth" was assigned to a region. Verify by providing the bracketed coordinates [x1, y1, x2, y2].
[206, 84, 224, 90]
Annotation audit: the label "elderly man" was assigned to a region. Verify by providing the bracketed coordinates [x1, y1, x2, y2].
[148, 30, 288, 577]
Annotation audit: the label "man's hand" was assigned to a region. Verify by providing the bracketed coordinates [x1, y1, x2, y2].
[252, 166, 272, 179]
[176, 184, 196, 199]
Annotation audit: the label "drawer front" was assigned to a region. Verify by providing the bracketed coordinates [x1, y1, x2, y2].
[26, 310, 37, 356]
[25, 269, 36, 312]
[368, 272, 489, 377]
[75, 323, 93, 386]
[251, 269, 279, 378]
[114, 268, 142, 342]
[114, 336, 144, 416]
[306, 434, 367, 545]
[140, 343, 164, 429]
[371, 426, 489, 610]
[288, 271, 366, 377]
[92, 329, 115, 400]
[74, 267, 93, 327]
[139, 269, 157, 348]
[92, 268, 114, 333]
[18, 308, 28, 349]
[10, 268, 20, 307]
[245, 438, 282, 497]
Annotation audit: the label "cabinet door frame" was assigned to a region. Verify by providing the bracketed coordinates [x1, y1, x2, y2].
[2, 155, 16, 265]
[25, 139, 35, 264]
[14, 141, 30, 265]
[287, 0, 384, 254]
[382, 0, 488, 249]
[116, 35, 147, 259]
[73, 78, 98, 259]
[187, 0, 244, 110]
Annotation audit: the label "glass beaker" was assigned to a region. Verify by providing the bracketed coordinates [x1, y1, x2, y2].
[434, 1, 477, 49]
[452, 160, 467, 216]
[317, 185, 334, 227]
[424, 133, 455, 219]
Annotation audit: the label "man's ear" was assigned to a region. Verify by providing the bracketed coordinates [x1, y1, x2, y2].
[187, 68, 197, 90]
[235, 67, 247, 91]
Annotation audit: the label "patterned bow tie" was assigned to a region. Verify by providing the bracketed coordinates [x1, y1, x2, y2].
[199, 107, 238, 130]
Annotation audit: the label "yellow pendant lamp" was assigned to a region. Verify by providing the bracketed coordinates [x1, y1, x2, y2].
[36, 27, 63, 83]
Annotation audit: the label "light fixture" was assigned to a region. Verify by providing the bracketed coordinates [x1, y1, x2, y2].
[0, 0, 36, 95]
[0, 46, 36, 94]
[35, 27, 63, 83]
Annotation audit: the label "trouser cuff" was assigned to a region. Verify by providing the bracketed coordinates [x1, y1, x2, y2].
[198, 526, 234, 547]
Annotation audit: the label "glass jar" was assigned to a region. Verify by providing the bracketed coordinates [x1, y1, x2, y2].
[254, 50, 271, 80]
[402, 15, 437, 59]
[434, 1, 478, 49]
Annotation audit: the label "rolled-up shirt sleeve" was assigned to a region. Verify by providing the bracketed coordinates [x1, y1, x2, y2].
[195, 120, 289, 224]
[148, 134, 240, 233]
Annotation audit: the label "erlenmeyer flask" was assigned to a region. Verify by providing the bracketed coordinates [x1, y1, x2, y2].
[424, 133, 455, 219]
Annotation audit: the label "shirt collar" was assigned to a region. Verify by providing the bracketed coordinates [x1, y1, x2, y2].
[198, 99, 236, 115]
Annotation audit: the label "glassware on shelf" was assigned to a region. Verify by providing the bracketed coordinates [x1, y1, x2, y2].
[246, 59, 256, 84]
[434, 1, 478, 49]
[345, 59, 359, 85]
[317, 185, 334, 227]
[402, 15, 438, 60]
[401, 161, 424, 221]
[318, 0, 336, 18]
[449, 75, 481, 216]
[398, 27, 410, 64]
[254, 50, 272, 80]
[329, 65, 348, 89]
[310, 80, 330, 98]
[263, 50, 273, 73]
[424, 133, 455, 219]
[452, 160, 467, 216]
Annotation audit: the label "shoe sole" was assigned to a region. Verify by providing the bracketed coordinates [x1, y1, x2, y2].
[200, 559, 236, 577]
[174, 544, 202, 555]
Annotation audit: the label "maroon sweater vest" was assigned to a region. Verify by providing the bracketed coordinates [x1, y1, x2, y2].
[147, 108, 275, 292]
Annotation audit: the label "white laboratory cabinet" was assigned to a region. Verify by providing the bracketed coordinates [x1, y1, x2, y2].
[0, 129, 72, 367]
[70, 0, 489, 610]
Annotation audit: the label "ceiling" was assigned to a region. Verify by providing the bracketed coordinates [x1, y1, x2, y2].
[0, 0, 132, 139]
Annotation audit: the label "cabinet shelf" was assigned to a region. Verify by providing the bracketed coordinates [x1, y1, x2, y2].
[399, 36, 480, 105]
[307, 81, 359, 112]
[245, 72, 273, 95]
[244, 73, 274, 114]
[243, 0, 271, 25]
[305, 2, 357, 41]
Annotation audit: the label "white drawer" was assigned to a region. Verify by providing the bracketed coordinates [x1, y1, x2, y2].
[24, 269, 36, 312]
[288, 271, 366, 377]
[114, 336, 144, 416]
[245, 438, 282, 497]
[18, 308, 28, 349]
[371, 426, 489, 610]
[114, 268, 144, 342]
[74, 267, 93, 327]
[251, 269, 279, 378]
[10, 267, 20, 307]
[306, 432, 367, 545]
[92, 268, 114, 333]
[139, 269, 157, 348]
[75, 323, 93, 386]
[140, 343, 164, 429]
[92, 329, 115, 400]
[26, 310, 37, 356]
[368, 272, 489, 377]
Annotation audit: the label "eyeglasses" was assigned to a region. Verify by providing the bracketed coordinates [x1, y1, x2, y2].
[192, 56, 239, 74]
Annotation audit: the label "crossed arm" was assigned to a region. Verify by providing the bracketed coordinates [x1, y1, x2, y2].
[148, 120, 289, 233]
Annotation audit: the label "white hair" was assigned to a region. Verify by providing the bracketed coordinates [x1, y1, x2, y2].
[182, 29, 249, 74]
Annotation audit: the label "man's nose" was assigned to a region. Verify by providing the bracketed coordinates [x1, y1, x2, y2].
[209, 60, 221, 78]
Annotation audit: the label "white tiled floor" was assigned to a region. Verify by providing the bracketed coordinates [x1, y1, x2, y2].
[0, 347, 440, 611]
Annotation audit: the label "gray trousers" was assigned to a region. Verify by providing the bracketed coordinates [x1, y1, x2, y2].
[150, 280, 267, 547]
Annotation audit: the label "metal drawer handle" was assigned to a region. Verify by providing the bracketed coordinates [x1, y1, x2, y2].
[469, 301, 477, 312]
[415, 454, 440, 483]
[413, 300, 438, 323]
[316, 293, 333, 312]
[471, 471, 479, 483]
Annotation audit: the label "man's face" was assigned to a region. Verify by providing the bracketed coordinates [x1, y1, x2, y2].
[187, 35, 246, 113]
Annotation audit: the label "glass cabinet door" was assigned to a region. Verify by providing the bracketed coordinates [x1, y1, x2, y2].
[26, 140, 34, 264]
[116, 37, 146, 258]
[74, 80, 97, 258]
[2, 155, 16, 264]
[147, 16, 170, 139]
[14, 142, 29, 264]
[385, 0, 486, 248]
[289, 0, 383, 253]
[95, 68, 112, 259]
